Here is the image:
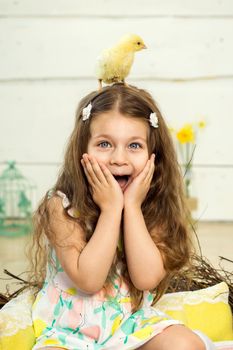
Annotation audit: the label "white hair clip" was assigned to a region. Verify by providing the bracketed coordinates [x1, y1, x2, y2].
[149, 112, 159, 128]
[82, 103, 92, 121]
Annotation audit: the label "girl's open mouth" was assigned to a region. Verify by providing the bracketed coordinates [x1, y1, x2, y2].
[113, 175, 130, 191]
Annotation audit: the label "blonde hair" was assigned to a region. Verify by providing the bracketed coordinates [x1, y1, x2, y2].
[30, 83, 193, 311]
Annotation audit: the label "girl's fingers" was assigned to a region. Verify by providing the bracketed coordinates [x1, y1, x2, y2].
[144, 154, 155, 183]
[82, 154, 106, 185]
[82, 154, 114, 187]
[137, 157, 152, 182]
[82, 155, 100, 185]
[98, 162, 116, 184]
[81, 159, 95, 187]
[87, 155, 108, 185]
[133, 154, 154, 188]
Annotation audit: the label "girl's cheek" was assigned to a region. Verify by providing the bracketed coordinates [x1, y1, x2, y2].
[95, 151, 109, 161]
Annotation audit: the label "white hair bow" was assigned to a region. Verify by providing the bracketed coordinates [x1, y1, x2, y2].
[149, 112, 159, 128]
[82, 103, 92, 121]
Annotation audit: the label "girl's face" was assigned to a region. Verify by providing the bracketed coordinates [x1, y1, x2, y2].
[87, 110, 150, 191]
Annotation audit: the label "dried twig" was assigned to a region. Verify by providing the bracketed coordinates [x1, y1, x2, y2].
[0, 269, 37, 308]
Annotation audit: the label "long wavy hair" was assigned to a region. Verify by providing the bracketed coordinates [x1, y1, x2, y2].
[30, 83, 193, 312]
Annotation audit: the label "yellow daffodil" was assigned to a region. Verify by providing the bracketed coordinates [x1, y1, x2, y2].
[171, 119, 206, 198]
[176, 124, 195, 144]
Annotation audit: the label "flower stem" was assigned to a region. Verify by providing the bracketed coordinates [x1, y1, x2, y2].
[183, 144, 196, 197]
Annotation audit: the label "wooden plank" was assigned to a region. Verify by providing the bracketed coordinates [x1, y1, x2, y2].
[0, 18, 233, 79]
[192, 167, 233, 221]
[0, 0, 233, 17]
[0, 79, 232, 164]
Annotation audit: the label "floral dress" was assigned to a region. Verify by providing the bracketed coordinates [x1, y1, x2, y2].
[32, 191, 182, 350]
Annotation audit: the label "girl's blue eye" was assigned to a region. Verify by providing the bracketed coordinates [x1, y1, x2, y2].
[129, 143, 141, 149]
[99, 141, 111, 148]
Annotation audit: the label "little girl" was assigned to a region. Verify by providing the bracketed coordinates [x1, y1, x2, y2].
[31, 83, 215, 350]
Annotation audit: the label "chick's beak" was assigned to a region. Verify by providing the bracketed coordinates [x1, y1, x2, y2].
[142, 44, 147, 49]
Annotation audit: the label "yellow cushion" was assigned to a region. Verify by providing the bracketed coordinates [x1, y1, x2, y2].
[0, 289, 36, 350]
[0, 282, 232, 348]
[156, 282, 233, 341]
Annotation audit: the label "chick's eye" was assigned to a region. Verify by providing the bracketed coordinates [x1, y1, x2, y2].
[129, 142, 141, 149]
[98, 141, 111, 148]
[137, 41, 141, 45]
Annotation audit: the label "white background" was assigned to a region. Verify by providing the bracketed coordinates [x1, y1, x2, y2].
[0, 0, 233, 220]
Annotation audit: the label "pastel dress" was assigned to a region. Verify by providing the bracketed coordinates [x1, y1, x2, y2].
[32, 191, 182, 350]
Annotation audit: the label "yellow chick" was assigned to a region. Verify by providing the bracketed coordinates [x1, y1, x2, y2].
[95, 34, 147, 90]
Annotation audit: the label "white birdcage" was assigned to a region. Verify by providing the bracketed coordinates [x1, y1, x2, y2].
[0, 161, 36, 237]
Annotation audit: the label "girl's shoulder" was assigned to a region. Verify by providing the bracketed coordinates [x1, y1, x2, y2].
[47, 189, 79, 219]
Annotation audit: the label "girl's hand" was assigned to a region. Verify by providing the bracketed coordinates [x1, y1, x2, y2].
[124, 154, 155, 208]
[81, 153, 124, 212]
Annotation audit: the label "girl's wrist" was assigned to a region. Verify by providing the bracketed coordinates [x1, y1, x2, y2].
[101, 205, 123, 216]
[124, 201, 142, 212]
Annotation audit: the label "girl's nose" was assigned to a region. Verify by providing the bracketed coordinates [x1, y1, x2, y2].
[110, 148, 129, 166]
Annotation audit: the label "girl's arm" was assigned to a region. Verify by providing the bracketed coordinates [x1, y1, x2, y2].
[49, 154, 124, 294]
[123, 154, 166, 291]
[48, 197, 122, 294]
[123, 204, 166, 291]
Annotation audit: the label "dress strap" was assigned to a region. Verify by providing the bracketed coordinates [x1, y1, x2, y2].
[56, 190, 79, 218]
[56, 190, 70, 208]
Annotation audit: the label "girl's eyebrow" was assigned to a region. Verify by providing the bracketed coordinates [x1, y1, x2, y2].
[93, 134, 147, 142]
[93, 134, 110, 139]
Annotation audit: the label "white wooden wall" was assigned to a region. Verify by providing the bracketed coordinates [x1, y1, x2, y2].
[0, 0, 233, 221]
